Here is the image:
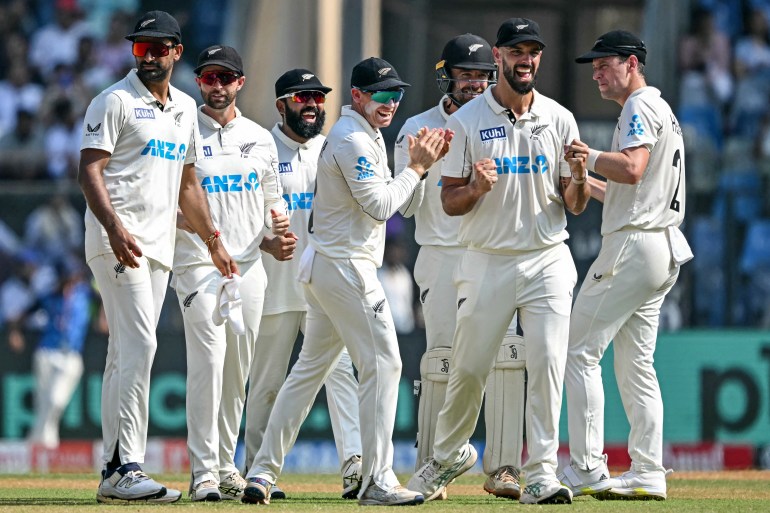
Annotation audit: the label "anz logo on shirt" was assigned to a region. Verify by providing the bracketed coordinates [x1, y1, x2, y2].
[141, 139, 187, 161]
[356, 156, 375, 180]
[283, 192, 314, 211]
[627, 114, 645, 136]
[201, 172, 260, 193]
[494, 155, 549, 174]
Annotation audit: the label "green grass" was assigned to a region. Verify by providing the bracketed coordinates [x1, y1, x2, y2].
[0, 472, 768, 512]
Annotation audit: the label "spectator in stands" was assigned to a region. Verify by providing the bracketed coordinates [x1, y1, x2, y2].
[28, 0, 90, 79]
[0, 63, 45, 139]
[95, 12, 135, 82]
[679, 7, 733, 107]
[734, 7, 770, 79]
[23, 191, 84, 261]
[44, 97, 81, 180]
[0, 109, 46, 180]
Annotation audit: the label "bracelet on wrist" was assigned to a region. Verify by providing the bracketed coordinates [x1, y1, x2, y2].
[571, 173, 587, 185]
[203, 230, 220, 253]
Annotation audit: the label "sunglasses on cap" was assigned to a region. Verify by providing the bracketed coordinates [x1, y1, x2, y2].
[198, 71, 241, 86]
[358, 88, 404, 104]
[132, 41, 177, 58]
[278, 90, 327, 104]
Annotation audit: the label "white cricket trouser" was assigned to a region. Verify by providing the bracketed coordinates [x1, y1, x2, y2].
[433, 243, 576, 485]
[245, 310, 362, 469]
[28, 348, 83, 449]
[414, 244, 520, 472]
[565, 230, 679, 473]
[174, 260, 266, 485]
[247, 253, 401, 494]
[88, 254, 169, 465]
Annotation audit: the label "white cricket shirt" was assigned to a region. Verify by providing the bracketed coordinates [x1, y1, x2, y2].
[442, 87, 579, 252]
[173, 107, 285, 269]
[261, 123, 323, 315]
[81, 69, 197, 268]
[601, 86, 686, 235]
[310, 106, 421, 266]
[394, 96, 463, 248]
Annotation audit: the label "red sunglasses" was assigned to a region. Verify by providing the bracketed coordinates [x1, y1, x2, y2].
[278, 90, 327, 104]
[198, 71, 241, 86]
[132, 41, 176, 58]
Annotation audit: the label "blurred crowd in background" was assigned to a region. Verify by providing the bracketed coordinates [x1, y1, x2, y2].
[2, 0, 770, 369]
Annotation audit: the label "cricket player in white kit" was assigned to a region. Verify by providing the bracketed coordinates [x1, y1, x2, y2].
[242, 57, 450, 507]
[243, 68, 363, 501]
[395, 34, 526, 500]
[559, 30, 693, 501]
[78, 11, 236, 504]
[172, 45, 289, 502]
[407, 18, 590, 505]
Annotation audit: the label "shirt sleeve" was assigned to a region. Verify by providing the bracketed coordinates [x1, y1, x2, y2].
[617, 95, 657, 153]
[80, 92, 124, 153]
[338, 132, 420, 222]
[394, 119, 425, 217]
[441, 115, 472, 179]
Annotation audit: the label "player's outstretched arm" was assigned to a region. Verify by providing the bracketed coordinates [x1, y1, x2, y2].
[78, 148, 143, 268]
[178, 163, 238, 277]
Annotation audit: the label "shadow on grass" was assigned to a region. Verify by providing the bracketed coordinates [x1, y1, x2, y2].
[0, 498, 96, 505]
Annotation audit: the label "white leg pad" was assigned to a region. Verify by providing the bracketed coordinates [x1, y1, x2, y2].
[414, 347, 453, 469]
[483, 335, 526, 474]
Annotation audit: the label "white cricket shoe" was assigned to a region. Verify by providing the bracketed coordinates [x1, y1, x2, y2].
[270, 483, 287, 499]
[190, 479, 221, 502]
[358, 484, 424, 506]
[595, 469, 669, 500]
[557, 454, 613, 496]
[96, 467, 181, 503]
[407, 444, 477, 501]
[341, 454, 363, 499]
[242, 477, 271, 505]
[483, 465, 521, 499]
[219, 471, 246, 500]
[520, 480, 573, 504]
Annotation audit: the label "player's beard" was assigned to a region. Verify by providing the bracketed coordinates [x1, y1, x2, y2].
[285, 105, 325, 139]
[449, 82, 485, 106]
[501, 58, 537, 95]
[203, 88, 236, 110]
[137, 61, 173, 83]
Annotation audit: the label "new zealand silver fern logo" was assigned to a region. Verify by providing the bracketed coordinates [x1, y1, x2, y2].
[173, 112, 184, 126]
[183, 291, 198, 310]
[240, 142, 256, 158]
[420, 289, 429, 304]
[113, 263, 126, 278]
[372, 299, 386, 318]
[457, 297, 467, 309]
[530, 124, 548, 139]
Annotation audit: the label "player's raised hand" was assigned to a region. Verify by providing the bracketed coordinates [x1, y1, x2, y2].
[407, 127, 447, 176]
[472, 158, 498, 194]
[271, 209, 290, 235]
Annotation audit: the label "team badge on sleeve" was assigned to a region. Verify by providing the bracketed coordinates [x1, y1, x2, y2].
[627, 114, 645, 136]
[356, 157, 374, 180]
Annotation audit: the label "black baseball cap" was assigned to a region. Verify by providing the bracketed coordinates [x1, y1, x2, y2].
[495, 18, 546, 48]
[438, 33, 496, 71]
[275, 69, 332, 98]
[125, 10, 181, 44]
[575, 30, 647, 64]
[194, 45, 244, 75]
[351, 57, 410, 91]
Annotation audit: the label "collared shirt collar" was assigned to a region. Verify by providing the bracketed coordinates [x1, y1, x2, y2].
[483, 86, 543, 121]
[271, 122, 317, 151]
[198, 105, 242, 130]
[127, 69, 175, 109]
[340, 105, 380, 139]
[438, 95, 453, 122]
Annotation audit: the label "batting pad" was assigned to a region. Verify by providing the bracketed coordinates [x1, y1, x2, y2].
[414, 347, 453, 469]
[483, 335, 526, 474]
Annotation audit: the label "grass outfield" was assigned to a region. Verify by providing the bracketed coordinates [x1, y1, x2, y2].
[0, 471, 769, 512]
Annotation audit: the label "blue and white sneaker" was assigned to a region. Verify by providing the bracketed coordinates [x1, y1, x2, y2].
[242, 477, 271, 505]
[96, 464, 181, 503]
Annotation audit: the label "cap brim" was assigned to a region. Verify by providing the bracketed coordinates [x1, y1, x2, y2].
[359, 78, 411, 91]
[194, 60, 243, 75]
[280, 84, 333, 95]
[575, 50, 619, 63]
[451, 62, 497, 71]
[497, 36, 546, 48]
[126, 31, 180, 42]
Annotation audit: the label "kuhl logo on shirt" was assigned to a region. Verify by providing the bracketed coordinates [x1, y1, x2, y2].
[479, 126, 506, 142]
[201, 172, 260, 193]
[278, 162, 293, 174]
[134, 108, 155, 119]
